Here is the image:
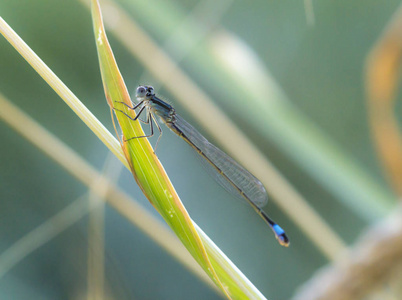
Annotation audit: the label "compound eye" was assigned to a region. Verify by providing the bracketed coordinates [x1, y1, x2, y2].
[136, 86, 147, 98]
[147, 86, 155, 96]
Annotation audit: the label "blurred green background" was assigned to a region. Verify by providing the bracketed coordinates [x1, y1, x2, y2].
[0, 0, 400, 299]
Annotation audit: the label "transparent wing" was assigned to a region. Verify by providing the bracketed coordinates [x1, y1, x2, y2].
[168, 114, 268, 208]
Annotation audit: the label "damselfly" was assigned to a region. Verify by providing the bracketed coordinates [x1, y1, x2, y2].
[114, 85, 289, 247]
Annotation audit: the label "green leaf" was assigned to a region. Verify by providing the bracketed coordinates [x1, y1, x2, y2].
[91, 1, 267, 299]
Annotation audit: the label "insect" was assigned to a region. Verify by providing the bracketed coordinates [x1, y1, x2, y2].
[114, 85, 289, 247]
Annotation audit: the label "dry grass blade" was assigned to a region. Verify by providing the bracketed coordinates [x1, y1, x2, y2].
[87, 155, 122, 300]
[292, 205, 402, 300]
[366, 3, 402, 196]
[0, 16, 126, 167]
